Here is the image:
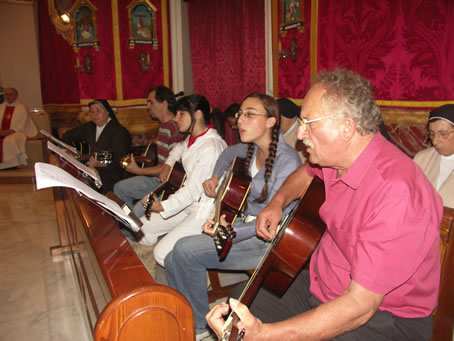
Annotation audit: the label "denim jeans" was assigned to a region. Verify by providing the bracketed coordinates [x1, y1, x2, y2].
[113, 175, 160, 217]
[164, 233, 268, 330]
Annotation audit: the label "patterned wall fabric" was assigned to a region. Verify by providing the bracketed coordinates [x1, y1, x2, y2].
[38, 0, 169, 106]
[277, 0, 312, 99]
[118, 0, 168, 101]
[317, 0, 454, 104]
[75, 1, 116, 101]
[38, 1, 80, 104]
[187, 0, 266, 111]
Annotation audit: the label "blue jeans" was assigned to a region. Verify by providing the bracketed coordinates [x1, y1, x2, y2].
[164, 233, 268, 330]
[113, 175, 161, 217]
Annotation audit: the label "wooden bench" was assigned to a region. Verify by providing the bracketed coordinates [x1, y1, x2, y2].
[433, 206, 454, 341]
[49, 153, 194, 339]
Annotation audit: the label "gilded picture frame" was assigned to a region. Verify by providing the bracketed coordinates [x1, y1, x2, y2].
[69, 0, 99, 52]
[280, 0, 305, 36]
[127, 0, 158, 49]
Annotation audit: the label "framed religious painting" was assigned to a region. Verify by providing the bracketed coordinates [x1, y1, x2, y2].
[70, 0, 100, 51]
[127, 0, 158, 49]
[280, 0, 305, 36]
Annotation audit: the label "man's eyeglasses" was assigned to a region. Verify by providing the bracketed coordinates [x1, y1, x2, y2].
[297, 115, 334, 132]
[428, 130, 454, 139]
[234, 111, 268, 120]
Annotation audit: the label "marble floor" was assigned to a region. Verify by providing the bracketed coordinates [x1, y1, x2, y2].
[0, 174, 240, 341]
[0, 182, 91, 341]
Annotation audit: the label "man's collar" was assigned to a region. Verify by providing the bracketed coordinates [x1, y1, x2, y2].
[336, 133, 384, 189]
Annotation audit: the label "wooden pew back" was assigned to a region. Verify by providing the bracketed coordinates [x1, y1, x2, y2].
[94, 285, 194, 341]
[432, 206, 454, 340]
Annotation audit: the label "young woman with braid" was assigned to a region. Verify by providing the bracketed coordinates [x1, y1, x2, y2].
[164, 93, 302, 340]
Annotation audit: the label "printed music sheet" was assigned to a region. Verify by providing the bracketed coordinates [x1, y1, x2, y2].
[34, 162, 142, 232]
[47, 141, 102, 187]
[40, 129, 78, 154]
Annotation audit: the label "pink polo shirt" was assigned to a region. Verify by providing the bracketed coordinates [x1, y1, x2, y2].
[307, 133, 443, 318]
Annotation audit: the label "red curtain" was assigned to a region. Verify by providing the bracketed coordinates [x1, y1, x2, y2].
[187, 0, 266, 110]
[118, 0, 170, 100]
[76, 1, 116, 100]
[277, 1, 312, 99]
[317, 0, 454, 104]
[38, 0, 169, 105]
[38, 1, 80, 105]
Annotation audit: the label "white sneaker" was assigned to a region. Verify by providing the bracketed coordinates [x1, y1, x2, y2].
[195, 329, 212, 341]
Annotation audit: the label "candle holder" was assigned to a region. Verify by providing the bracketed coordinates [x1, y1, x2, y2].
[139, 52, 151, 72]
[278, 38, 297, 62]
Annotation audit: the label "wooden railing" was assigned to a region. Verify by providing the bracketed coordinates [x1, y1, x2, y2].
[48, 153, 194, 339]
[433, 206, 454, 341]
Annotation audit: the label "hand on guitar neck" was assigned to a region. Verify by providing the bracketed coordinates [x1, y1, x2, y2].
[120, 143, 158, 171]
[141, 192, 164, 217]
[202, 157, 251, 261]
[120, 153, 156, 171]
[141, 162, 187, 220]
[207, 298, 258, 341]
[202, 215, 234, 237]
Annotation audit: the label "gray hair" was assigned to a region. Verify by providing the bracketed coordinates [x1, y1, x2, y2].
[314, 68, 382, 135]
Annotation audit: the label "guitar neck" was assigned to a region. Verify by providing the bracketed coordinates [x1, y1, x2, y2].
[211, 156, 250, 233]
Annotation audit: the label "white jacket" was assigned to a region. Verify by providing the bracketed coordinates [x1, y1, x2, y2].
[414, 147, 454, 208]
[161, 128, 227, 219]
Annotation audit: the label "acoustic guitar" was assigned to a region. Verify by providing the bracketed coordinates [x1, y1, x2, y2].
[219, 178, 326, 341]
[211, 157, 252, 261]
[144, 161, 186, 220]
[120, 143, 158, 169]
[74, 141, 114, 165]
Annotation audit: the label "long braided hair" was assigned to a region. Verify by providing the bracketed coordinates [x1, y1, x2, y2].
[242, 93, 280, 203]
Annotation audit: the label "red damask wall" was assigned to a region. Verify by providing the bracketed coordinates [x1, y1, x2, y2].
[277, 1, 311, 99]
[278, 0, 454, 104]
[317, 0, 454, 104]
[276, 0, 454, 157]
[38, 0, 170, 106]
[187, 0, 266, 111]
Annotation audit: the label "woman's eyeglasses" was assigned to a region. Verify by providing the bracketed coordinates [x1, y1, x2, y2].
[428, 130, 454, 140]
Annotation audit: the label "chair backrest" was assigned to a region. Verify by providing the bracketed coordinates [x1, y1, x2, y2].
[432, 206, 454, 341]
[94, 285, 194, 341]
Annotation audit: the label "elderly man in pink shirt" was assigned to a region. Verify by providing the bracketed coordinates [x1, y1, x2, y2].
[206, 68, 442, 341]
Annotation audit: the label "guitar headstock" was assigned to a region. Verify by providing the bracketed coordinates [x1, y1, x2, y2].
[214, 224, 236, 261]
[144, 194, 155, 220]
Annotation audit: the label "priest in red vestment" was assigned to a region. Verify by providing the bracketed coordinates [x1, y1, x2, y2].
[0, 88, 38, 169]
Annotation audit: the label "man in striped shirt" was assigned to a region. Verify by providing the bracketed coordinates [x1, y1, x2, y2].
[114, 86, 184, 216]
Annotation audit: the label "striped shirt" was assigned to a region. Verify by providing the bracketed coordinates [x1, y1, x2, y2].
[156, 119, 183, 165]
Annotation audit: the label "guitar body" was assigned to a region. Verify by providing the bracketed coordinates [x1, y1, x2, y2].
[221, 178, 326, 341]
[213, 157, 251, 261]
[144, 162, 186, 219]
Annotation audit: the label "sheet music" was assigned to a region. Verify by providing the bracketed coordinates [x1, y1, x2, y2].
[40, 129, 78, 154]
[34, 162, 141, 232]
[47, 141, 102, 188]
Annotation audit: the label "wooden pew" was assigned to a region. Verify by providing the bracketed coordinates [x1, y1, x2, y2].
[432, 206, 454, 341]
[48, 154, 194, 339]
